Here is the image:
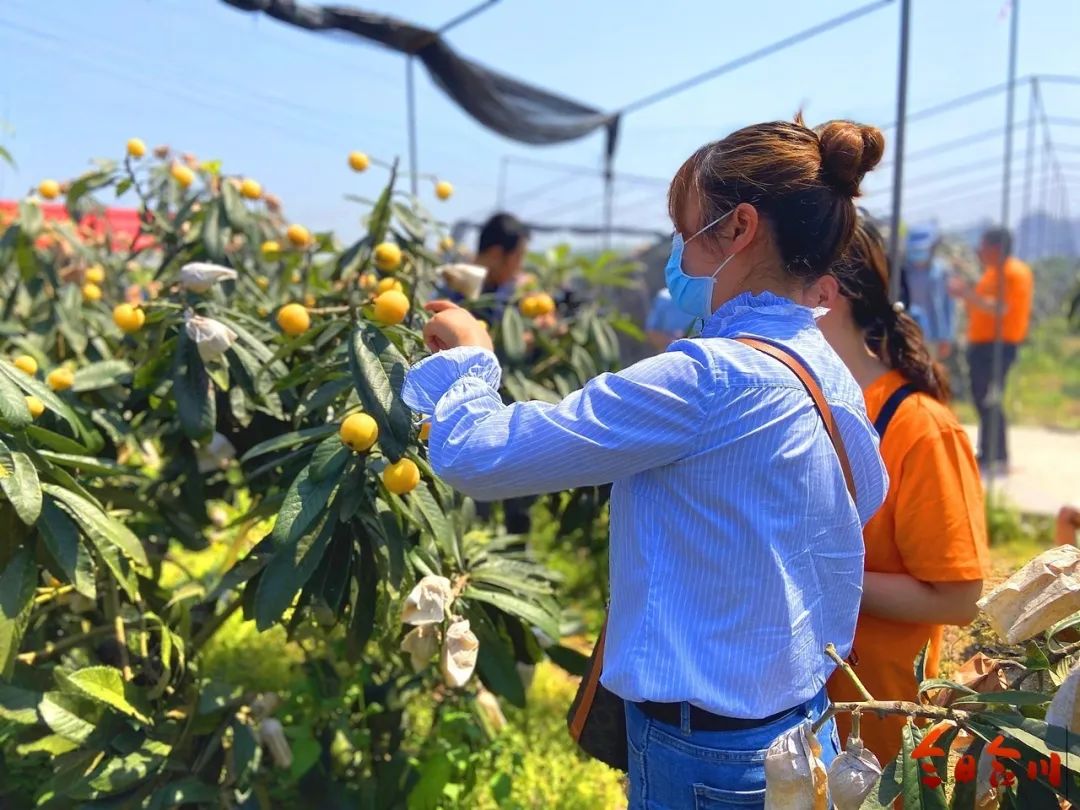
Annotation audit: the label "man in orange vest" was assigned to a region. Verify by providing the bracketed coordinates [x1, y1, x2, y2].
[949, 227, 1034, 475]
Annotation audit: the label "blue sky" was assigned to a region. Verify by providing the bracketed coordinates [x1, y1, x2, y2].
[1, 0, 1077, 250]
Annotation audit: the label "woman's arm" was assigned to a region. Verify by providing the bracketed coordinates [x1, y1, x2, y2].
[877, 425, 988, 627]
[402, 341, 716, 502]
[861, 573, 982, 625]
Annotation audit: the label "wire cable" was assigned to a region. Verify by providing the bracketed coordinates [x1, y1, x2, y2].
[617, 0, 894, 116]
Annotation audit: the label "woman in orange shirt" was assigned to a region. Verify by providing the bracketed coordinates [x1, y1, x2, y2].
[819, 217, 989, 766]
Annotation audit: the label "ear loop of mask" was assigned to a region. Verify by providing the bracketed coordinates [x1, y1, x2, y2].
[683, 209, 735, 334]
[685, 209, 734, 245]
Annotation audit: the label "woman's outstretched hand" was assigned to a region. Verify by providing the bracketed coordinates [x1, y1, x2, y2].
[423, 300, 494, 353]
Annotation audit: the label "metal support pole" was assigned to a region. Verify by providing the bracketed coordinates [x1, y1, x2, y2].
[602, 152, 614, 251]
[496, 156, 509, 211]
[406, 56, 419, 197]
[886, 0, 911, 302]
[986, 0, 1020, 488]
[1020, 78, 1038, 258]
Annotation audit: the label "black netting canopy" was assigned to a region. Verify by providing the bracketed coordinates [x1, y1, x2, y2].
[222, 0, 620, 156]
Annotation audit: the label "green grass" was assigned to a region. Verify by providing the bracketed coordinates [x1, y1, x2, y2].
[1004, 318, 1080, 429]
[468, 661, 626, 810]
[949, 251, 1080, 429]
[949, 318, 1080, 429]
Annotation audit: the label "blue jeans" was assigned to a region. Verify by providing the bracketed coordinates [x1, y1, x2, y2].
[625, 688, 841, 809]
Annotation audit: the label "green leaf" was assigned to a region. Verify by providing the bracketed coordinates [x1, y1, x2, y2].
[239, 423, 337, 462]
[546, 644, 589, 677]
[901, 722, 948, 810]
[172, 331, 215, 441]
[255, 514, 336, 631]
[71, 360, 133, 393]
[347, 538, 378, 658]
[230, 720, 260, 787]
[948, 738, 981, 809]
[36, 451, 132, 477]
[42, 484, 145, 599]
[39, 691, 100, 743]
[148, 779, 220, 810]
[62, 666, 150, 724]
[468, 608, 526, 707]
[64, 169, 114, 219]
[78, 739, 171, 797]
[967, 714, 1080, 784]
[463, 586, 559, 641]
[914, 640, 930, 687]
[591, 317, 622, 366]
[469, 567, 557, 598]
[392, 201, 426, 241]
[367, 164, 397, 247]
[500, 304, 526, 363]
[307, 523, 354, 617]
[296, 375, 353, 420]
[489, 772, 512, 806]
[860, 746, 904, 808]
[570, 343, 598, 380]
[271, 459, 346, 550]
[917, 678, 978, 702]
[0, 547, 37, 677]
[0, 367, 31, 429]
[17, 734, 79, 756]
[0, 448, 41, 524]
[613, 313, 643, 343]
[951, 690, 1051, 707]
[38, 496, 96, 598]
[202, 198, 225, 260]
[0, 361, 82, 433]
[347, 325, 412, 462]
[287, 730, 321, 781]
[309, 436, 351, 482]
[407, 751, 452, 810]
[504, 370, 561, 404]
[1025, 642, 1051, 671]
[42, 484, 147, 568]
[337, 460, 370, 521]
[0, 682, 40, 724]
[411, 483, 456, 560]
[1013, 772, 1063, 808]
[366, 499, 407, 587]
[221, 181, 250, 229]
[25, 425, 91, 454]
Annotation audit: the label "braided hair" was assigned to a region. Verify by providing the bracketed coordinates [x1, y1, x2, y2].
[833, 215, 951, 402]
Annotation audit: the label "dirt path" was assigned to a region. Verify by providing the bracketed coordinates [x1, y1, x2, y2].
[964, 424, 1080, 516]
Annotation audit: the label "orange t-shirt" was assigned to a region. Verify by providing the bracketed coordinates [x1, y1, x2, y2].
[828, 371, 989, 766]
[966, 257, 1034, 344]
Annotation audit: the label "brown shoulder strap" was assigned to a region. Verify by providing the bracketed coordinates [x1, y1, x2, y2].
[735, 337, 857, 503]
[568, 621, 606, 741]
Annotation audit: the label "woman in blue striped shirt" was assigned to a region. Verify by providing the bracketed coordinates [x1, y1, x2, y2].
[403, 118, 890, 808]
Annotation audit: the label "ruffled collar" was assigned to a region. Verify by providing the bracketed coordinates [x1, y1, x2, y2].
[699, 291, 825, 339]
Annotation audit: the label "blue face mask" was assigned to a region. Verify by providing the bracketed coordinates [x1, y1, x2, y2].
[665, 210, 737, 319]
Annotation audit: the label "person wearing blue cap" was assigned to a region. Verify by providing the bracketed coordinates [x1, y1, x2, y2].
[902, 225, 955, 358]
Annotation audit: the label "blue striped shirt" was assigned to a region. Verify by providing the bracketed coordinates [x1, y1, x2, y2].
[402, 291, 888, 718]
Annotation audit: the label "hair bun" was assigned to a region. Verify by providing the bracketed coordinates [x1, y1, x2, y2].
[817, 120, 885, 197]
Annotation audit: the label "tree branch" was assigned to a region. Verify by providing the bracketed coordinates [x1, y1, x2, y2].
[813, 700, 975, 735]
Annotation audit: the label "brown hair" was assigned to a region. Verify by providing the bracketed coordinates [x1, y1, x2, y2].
[834, 215, 951, 402]
[668, 117, 885, 282]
